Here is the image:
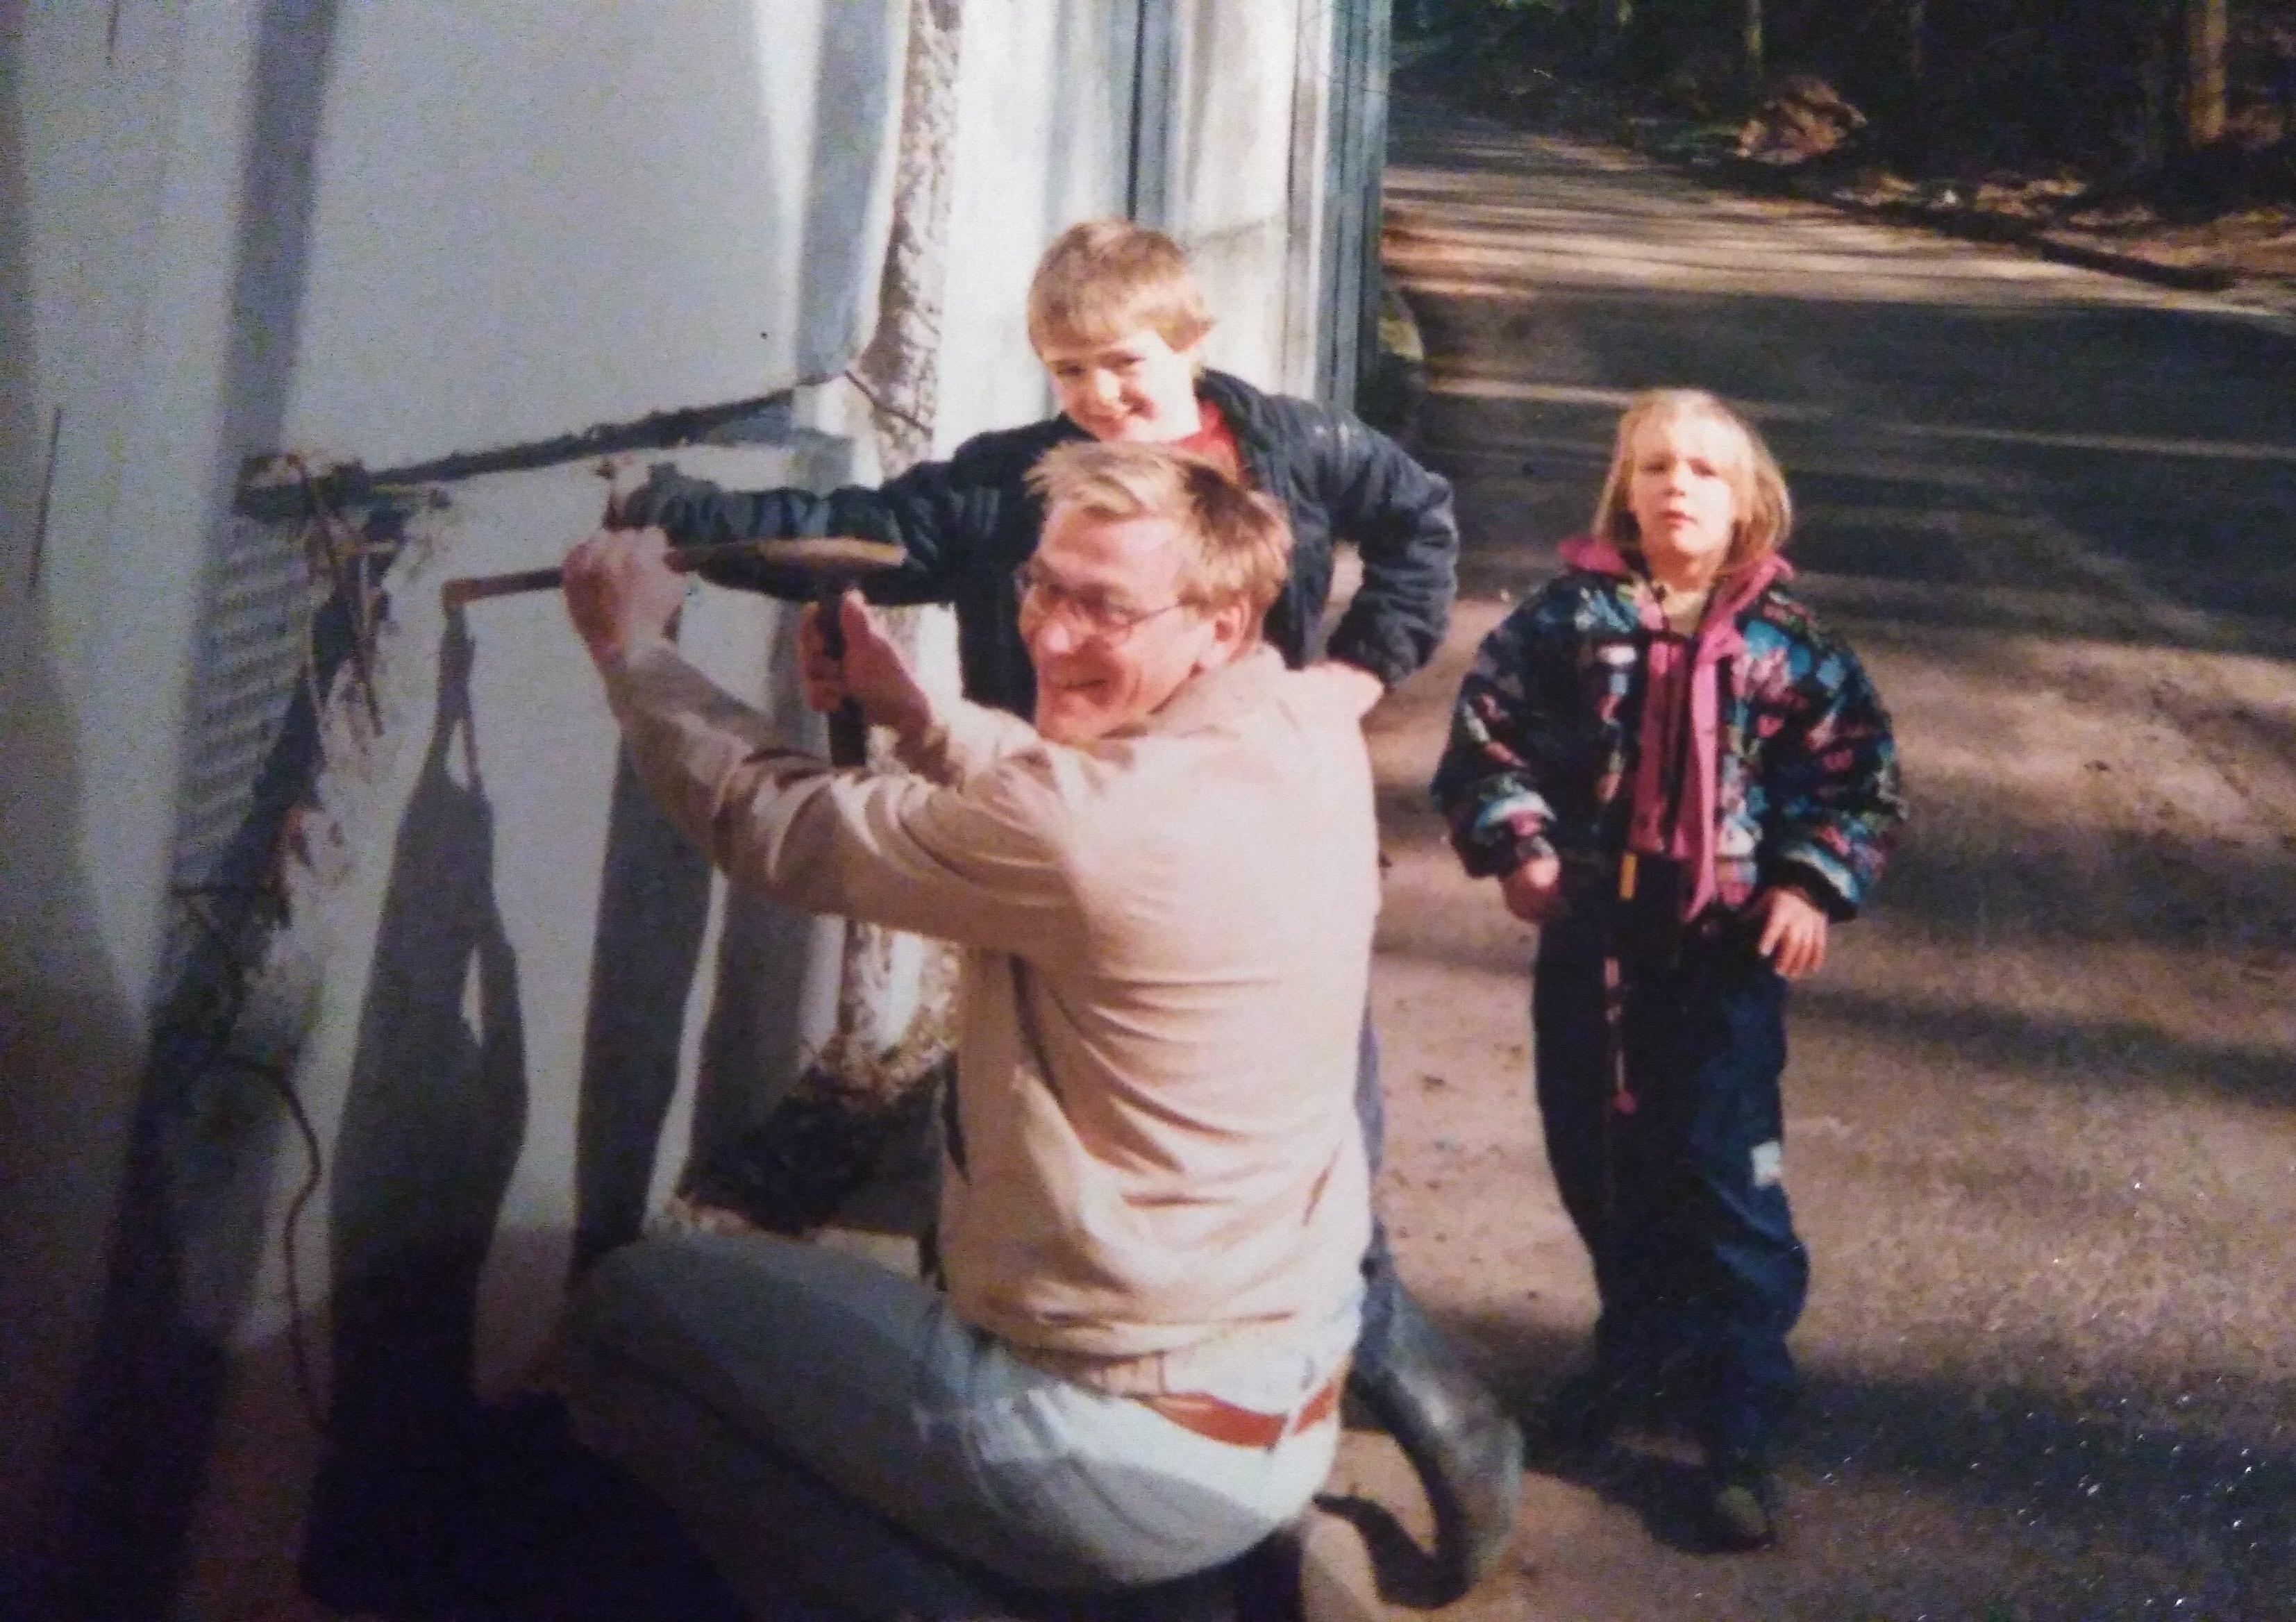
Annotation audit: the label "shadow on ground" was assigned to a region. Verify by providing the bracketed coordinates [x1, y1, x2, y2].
[1423, 1307, 2296, 1618]
[1388, 115, 2296, 635]
[1371, 90, 2296, 1621]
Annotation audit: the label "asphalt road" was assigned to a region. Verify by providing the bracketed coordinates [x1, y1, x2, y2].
[1330, 92, 2296, 1622]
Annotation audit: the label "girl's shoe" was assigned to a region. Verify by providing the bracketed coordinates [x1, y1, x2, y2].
[1704, 1456, 1779, 1550]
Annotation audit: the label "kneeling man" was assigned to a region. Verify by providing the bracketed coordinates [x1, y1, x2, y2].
[559, 442, 1379, 1614]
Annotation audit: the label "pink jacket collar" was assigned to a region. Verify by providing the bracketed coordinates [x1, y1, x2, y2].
[1557, 533, 1790, 625]
[1558, 534, 1790, 919]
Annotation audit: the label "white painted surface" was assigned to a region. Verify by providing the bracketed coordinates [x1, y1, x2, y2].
[0, 0, 898, 1584]
[282, 1, 905, 468]
[1164, 0, 1318, 392]
[0, 0, 258, 1562]
[182, 451, 825, 1618]
[934, 0, 1139, 448]
[932, 0, 1332, 436]
[1, 0, 1359, 1605]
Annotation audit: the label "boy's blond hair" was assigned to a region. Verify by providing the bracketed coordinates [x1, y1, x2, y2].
[1025, 221, 1214, 356]
[1591, 389, 1793, 576]
[1028, 442, 1291, 620]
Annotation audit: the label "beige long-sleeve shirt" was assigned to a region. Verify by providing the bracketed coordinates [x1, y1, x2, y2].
[601, 641, 1377, 1385]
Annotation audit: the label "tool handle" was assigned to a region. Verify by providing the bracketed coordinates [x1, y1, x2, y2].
[815, 585, 870, 766]
[828, 700, 869, 767]
[442, 565, 573, 605]
[439, 543, 722, 606]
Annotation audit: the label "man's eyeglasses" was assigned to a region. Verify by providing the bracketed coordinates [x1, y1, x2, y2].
[1012, 562, 1187, 639]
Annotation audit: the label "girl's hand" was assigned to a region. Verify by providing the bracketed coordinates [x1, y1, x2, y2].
[1754, 885, 1829, 978]
[798, 592, 932, 745]
[1500, 854, 1566, 923]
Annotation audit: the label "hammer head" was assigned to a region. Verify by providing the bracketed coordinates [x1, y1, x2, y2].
[756, 538, 907, 674]
[754, 537, 907, 766]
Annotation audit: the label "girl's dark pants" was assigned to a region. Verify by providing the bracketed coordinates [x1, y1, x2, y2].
[1532, 921, 1809, 1464]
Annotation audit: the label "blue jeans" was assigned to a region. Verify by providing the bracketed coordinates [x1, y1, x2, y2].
[1532, 932, 1808, 1460]
[562, 1232, 1357, 1603]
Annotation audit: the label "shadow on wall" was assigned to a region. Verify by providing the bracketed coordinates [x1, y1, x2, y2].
[303, 609, 530, 1612]
[0, 654, 147, 1611]
[21, 0, 913, 1612]
[690, 606, 840, 1171]
[573, 0, 909, 1264]
[690, 887, 839, 1177]
[0, 23, 130, 1598]
[2, 4, 348, 1618]
[0, 131, 53, 1545]
[573, 605, 841, 1271]
[571, 749, 711, 1272]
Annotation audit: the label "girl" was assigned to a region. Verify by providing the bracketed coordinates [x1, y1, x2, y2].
[1431, 390, 1904, 1548]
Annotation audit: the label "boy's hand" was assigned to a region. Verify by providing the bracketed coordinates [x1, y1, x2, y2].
[1754, 885, 1829, 978]
[1500, 854, 1565, 923]
[564, 527, 686, 665]
[799, 593, 932, 746]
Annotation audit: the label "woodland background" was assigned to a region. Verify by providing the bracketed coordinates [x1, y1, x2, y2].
[1405, 0, 2296, 198]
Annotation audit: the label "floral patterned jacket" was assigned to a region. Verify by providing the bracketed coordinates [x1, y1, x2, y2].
[1431, 544, 1905, 921]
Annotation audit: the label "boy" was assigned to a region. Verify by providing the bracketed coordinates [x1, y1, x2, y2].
[634, 221, 1453, 719]
[623, 221, 1518, 1598]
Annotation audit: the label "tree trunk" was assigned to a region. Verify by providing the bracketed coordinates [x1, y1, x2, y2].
[1907, 0, 1925, 86]
[1590, 0, 1632, 78]
[2183, 0, 2229, 149]
[1743, 0, 1765, 94]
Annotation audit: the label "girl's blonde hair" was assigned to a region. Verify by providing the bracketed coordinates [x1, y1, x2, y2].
[1025, 220, 1214, 356]
[1591, 390, 1793, 576]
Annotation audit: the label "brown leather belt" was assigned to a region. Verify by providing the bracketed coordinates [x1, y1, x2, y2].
[1134, 1365, 1346, 1450]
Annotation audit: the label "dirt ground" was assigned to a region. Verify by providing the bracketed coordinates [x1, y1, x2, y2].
[1421, 51, 2296, 324]
[1321, 90, 2296, 1622]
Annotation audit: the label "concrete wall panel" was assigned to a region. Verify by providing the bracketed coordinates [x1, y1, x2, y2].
[280, 1, 905, 469]
[0, 0, 259, 1571]
[933, 0, 1139, 448]
[176, 448, 824, 1620]
[1164, 0, 1310, 392]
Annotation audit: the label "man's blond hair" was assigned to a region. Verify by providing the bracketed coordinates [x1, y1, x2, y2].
[1028, 442, 1291, 620]
[1026, 221, 1214, 356]
[1591, 389, 1793, 576]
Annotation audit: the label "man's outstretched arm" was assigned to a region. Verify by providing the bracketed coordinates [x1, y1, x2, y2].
[564, 530, 1078, 957]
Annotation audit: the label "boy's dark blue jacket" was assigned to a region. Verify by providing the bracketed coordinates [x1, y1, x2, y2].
[1431, 541, 1905, 921]
[621, 369, 1459, 717]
